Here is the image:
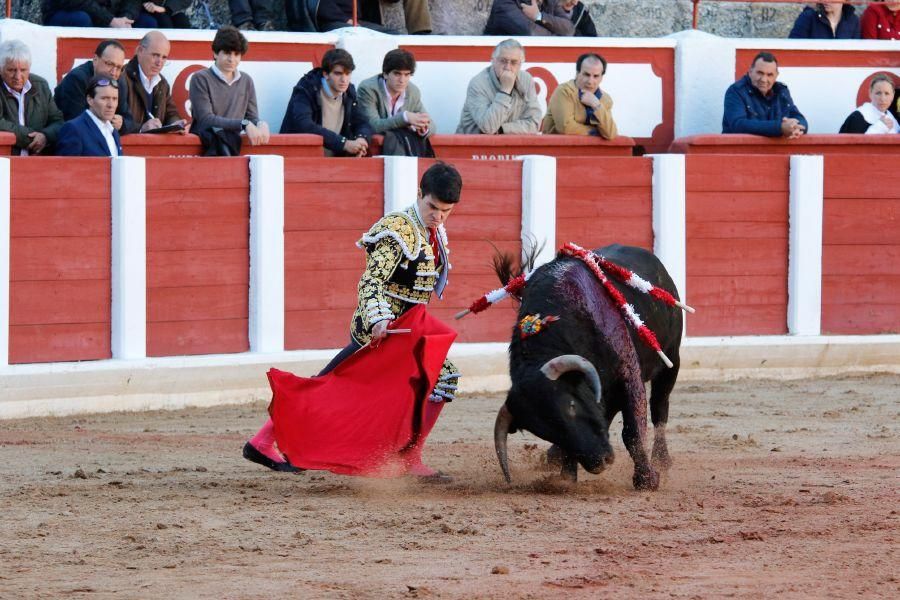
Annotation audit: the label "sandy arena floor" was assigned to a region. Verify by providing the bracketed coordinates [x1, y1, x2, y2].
[0, 373, 898, 599]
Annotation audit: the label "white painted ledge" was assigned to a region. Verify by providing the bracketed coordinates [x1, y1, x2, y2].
[787, 155, 824, 336]
[520, 155, 556, 267]
[0, 158, 9, 367]
[248, 155, 285, 353]
[383, 156, 419, 214]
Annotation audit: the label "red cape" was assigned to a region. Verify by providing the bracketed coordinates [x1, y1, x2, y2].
[268, 305, 457, 477]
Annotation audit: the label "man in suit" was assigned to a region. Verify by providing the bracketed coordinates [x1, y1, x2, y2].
[54, 39, 138, 134]
[56, 76, 123, 157]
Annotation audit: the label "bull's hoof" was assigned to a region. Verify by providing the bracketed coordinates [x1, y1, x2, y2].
[633, 468, 660, 491]
[545, 444, 564, 469]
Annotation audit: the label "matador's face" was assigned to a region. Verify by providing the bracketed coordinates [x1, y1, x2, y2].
[417, 194, 455, 229]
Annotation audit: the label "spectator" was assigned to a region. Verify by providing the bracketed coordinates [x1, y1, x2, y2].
[42, 0, 155, 28]
[862, 1, 900, 40]
[839, 74, 899, 134]
[56, 76, 123, 157]
[229, 0, 276, 30]
[483, 0, 575, 36]
[0, 40, 64, 156]
[54, 39, 138, 134]
[280, 48, 373, 157]
[356, 49, 434, 155]
[561, 0, 597, 37]
[789, 2, 860, 39]
[123, 31, 188, 133]
[309, 0, 432, 34]
[456, 39, 542, 135]
[722, 51, 807, 138]
[542, 52, 616, 139]
[189, 26, 270, 151]
[137, 0, 193, 28]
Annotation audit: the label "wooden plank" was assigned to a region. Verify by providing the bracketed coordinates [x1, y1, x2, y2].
[284, 189, 381, 231]
[824, 156, 900, 199]
[9, 280, 110, 325]
[147, 319, 248, 356]
[284, 158, 384, 183]
[10, 237, 110, 281]
[11, 157, 110, 199]
[823, 198, 899, 245]
[822, 274, 900, 305]
[10, 197, 110, 238]
[147, 249, 248, 287]
[420, 160, 522, 192]
[285, 182, 383, 224]
[688, 220, 787, 240]
[822, 244, 900, 276]
[556, 188, 652, 218]
[687, 304, 787, 336]
[146, 157, 249, 190]
[147, 285, 249, 322]
[557, 157, 652, 188]
[821, 304, 900, 335]
[686, 191, 788, 223]
[687, 239, 788, 277]
[557, 217, 653, 251]
[686, 155, 789, 192]
[147, 218, 249, 252]
[430, 306, 516, 343]
[449, 214, 521, 240]
[8, 323, 111, 364]
[688, 274, 786, 306]
[285, 270, 363, 311]
[285, 230, 367, 271]
[285, 309, 356, 349]
[146, 189, 249, 220]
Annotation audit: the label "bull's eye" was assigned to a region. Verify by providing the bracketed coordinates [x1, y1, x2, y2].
[568, 399, 576, 417]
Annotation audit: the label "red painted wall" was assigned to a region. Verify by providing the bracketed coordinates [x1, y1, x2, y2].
[556, 157, 654, 252]
[418, 159, 523, 343]
[822, 156, 900, 334]
[685, 155, 790, 336]
[145, 158, 250, 356]
[8, 158, 111, 363]
[284, 159, 384, 350]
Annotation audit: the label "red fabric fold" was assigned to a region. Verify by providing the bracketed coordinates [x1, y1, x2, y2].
[268, 305, 457, 477]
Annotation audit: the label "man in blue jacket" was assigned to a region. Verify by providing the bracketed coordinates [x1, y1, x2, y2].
[56, 76, 123, 157]
[722, 52, 808, 138]
[279, 48, 373, 157]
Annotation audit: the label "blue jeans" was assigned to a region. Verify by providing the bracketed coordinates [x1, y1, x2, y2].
[45, 11, 93, 27]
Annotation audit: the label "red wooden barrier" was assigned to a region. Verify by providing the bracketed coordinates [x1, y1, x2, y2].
[283, 158, 384, 350]
[145, 158, 250, 356]
[670, 134, 900, 156]
[121, 133, 325, 158]
[0, 132, 14, 155]
[685, 155, 790, 336]
[556, 157, 654, 252]
[428, 134, 635, 159]
[8, 158, 111, 363]
[822, 156, 900, 334]
[418, 159, 523, 343]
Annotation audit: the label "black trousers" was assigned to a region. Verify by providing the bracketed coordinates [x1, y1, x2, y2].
[318, 337, 362, 376]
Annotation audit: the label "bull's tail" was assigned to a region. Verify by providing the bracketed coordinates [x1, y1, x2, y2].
[491, 236, 545, 288]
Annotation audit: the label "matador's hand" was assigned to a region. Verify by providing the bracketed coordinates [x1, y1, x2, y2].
[371, 319, 391, 347]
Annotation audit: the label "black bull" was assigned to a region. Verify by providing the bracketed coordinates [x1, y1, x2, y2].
[494, 244, 683, 491]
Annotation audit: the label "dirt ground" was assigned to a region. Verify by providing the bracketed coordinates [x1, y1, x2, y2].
[0, 373, 898, 599]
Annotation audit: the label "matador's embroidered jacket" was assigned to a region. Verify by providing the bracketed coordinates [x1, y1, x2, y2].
[352, 204, 460, 402]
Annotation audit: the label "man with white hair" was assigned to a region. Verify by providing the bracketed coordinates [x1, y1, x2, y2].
[456, 39, 542, 134]
[0, 40, 64, 155]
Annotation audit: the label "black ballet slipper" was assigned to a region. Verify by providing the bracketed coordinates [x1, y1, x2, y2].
[242, 442, 303, 473]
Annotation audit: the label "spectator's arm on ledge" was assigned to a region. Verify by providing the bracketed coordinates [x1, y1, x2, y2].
[722, 85, 782, 137]
[498, 81, 543, 134]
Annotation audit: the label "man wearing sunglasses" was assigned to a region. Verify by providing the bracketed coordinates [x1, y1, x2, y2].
[56, 76, 123, 157]
[54, 39, 138, 134]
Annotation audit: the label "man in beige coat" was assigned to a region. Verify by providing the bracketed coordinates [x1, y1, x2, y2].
[542, 52, 617, 139]
[357, 49, 434, 137]
[456, 39, 542, 134]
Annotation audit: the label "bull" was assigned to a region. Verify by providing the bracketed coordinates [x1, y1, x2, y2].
[492, 244, 683, 490]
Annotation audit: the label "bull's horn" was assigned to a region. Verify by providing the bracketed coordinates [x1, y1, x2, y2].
[540, 355, 603, 406]
[494, 403, 514, 484]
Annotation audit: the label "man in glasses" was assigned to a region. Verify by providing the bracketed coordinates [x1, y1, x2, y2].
[54, 39, 138, 134]
[122, 31, 188, 134]
[56, 76, 123, 157]
[456, 38, 541, 134]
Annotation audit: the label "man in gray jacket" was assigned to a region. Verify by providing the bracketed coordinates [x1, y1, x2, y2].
[456, 39, 542, 134]
[357, 49, 434, 137]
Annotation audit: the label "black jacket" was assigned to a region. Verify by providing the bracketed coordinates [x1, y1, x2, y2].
[279, 67, 373, 155]
[54, 61, 138, 134]
[42, 0, 142, 26]
[570, 1, 597, 37]
[483, 0, 574, 36]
